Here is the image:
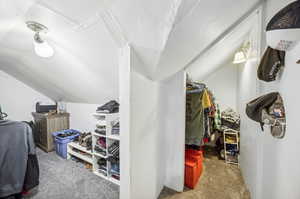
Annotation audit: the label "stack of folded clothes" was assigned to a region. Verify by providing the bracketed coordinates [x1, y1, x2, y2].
[97, 100, 119, 113]
[111, 119, 120, 135]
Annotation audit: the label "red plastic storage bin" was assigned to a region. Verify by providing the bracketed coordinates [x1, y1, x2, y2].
[185, 149, 204, 189]
[185, 157, 199, 189]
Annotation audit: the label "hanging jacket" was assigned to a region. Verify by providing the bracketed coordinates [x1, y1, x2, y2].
[202, 89, 212, 109]
[0, 120, 35, 197]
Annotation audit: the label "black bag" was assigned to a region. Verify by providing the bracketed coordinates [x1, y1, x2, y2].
[36, 102, 57, 113]
[246, 92, 279, 130]
[257, 47, 285, 82]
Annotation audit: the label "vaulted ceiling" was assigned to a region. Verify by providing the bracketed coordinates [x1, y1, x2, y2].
[0, 0, 261, 103]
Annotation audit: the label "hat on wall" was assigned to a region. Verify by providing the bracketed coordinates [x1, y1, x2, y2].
[257, 47, 285, 82]
[266, 0, 300, 51]
[246, 92, 286, 139]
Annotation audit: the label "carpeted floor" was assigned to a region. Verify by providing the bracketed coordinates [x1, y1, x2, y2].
[25, 149, 119, 199]
[159, 150, 250, 199]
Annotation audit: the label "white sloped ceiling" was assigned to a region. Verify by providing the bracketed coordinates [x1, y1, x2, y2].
[154, 0, 262, 80]
[0, 0, 262, 103]
[0, 0, 119, 104]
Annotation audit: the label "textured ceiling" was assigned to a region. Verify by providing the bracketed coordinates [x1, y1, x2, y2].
[0, 0, 262, 103]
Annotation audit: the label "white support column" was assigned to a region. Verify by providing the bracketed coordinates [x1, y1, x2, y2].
[119, 44, 131, 199]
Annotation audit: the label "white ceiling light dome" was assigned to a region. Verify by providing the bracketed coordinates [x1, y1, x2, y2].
[33, 33, 54, 58]
[266, 0, 300, 51]
[26, 21, 54, 58]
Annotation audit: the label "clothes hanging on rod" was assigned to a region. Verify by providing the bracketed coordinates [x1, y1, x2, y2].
[186, 90, 205, 146]
[186, 81, 222, 147]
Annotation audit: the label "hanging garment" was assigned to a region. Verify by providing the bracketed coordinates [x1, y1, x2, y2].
[214, 104, 222, 131]
[186, 91, 205, 146]
[0, 120, 35, 198]
[202, 89, 212, 109]
[257, 47, 285, 82]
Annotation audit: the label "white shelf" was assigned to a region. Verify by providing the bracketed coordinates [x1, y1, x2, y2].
[107, 134, 120, 140]
[94, 152, 107, 159]
[68, 150, 93, 164]
[94, 171, 109, 180]
[223, 129, 239, 166]
[225, 142, 239, 145]
[92, 111, 120, 186]
[109, 176, 120, 185]
[93, 112, 119, 116]
[93, 132, 107, 138]
[224, 132, 239, 135]
[68, 142, 93, 155]
[93, 131, 120, 140]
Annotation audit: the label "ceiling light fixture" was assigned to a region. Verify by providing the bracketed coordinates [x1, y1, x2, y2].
[26, 21, 54, 58]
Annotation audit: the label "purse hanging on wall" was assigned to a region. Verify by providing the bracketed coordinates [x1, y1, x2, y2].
[246, 92, 286, 139]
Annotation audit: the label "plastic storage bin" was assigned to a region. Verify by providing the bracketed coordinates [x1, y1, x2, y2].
[185, 149, 203, 189]
[52, 129, 80, 159]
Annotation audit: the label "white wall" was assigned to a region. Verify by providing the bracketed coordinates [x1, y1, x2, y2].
[238, 2, 300, 198]
[0, 69, 105, 132]
[0, 70, 53, 121]
[236, 8, 264, 199]
[129, 49, 164, 199]
[237, 58, 262, 199]
[202, 62, 238, 111]
[67, 102, 101, 132]
[258, 1, 300, 199]
[120, 46, 186, 199]
[160, 70, 186, 192]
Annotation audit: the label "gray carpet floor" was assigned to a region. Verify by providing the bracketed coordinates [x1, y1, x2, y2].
[25, 149, 119, 199]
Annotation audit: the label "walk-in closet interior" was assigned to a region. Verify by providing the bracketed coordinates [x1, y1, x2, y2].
[1, 0, 300, 199]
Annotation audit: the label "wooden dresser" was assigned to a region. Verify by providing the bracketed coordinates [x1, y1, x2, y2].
[32, 112, 70, 152]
